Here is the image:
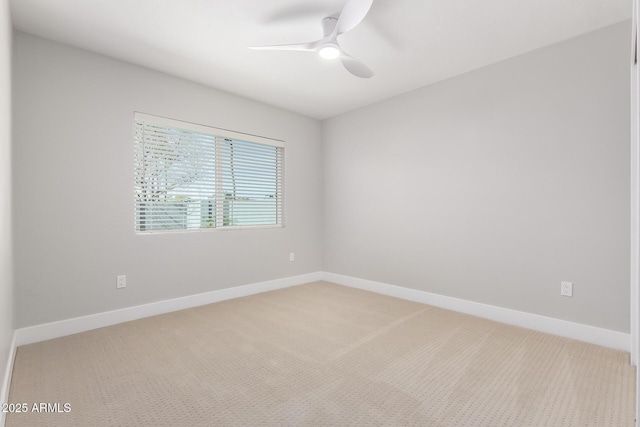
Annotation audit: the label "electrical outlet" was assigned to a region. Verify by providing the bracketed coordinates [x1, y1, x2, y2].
[289, 252, 295, 262]
[561, 281, 572, 297]
[117, 275, 127, 289]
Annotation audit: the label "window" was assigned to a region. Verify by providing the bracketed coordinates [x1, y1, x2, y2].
[134, 113, 284, 232]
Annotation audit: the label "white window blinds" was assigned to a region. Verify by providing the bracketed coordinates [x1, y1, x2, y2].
[134, 113, 284, 232]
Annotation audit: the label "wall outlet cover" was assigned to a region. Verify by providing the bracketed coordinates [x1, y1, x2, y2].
[117, 275, 127, 289]
[561, 281, 573, 297]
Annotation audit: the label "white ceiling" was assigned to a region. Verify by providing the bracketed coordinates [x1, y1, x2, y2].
[9, 0, 632, 120]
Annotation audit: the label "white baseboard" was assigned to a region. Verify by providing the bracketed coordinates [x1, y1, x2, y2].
[11, 270, 630, 353]
[15, 272, 323, 347]
[323, 272, 630, 352]
[0, 331, 17, 427]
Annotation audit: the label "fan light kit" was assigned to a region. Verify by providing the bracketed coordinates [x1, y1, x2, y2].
[319, 44, 341, 60]
[250, 0, 375, 78]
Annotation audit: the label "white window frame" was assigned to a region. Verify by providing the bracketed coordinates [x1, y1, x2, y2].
[134, 112, 285, 233]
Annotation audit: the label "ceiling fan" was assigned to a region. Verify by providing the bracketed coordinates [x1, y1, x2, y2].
[250, 0, 375, 78]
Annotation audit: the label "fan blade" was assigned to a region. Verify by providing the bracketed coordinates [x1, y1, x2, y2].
[340, 54, 374, 78]
[336, 0, 374, 35]
[249, 41, 318, 52]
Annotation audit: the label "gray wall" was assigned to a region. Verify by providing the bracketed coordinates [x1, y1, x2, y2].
[323, 22, 631, 333]
[12, 22, 632, 334]
[12, 32, 323, 328]
[0, 0, 13, 389]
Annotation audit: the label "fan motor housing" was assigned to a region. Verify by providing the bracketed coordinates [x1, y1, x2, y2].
[322, 16, 338, 37]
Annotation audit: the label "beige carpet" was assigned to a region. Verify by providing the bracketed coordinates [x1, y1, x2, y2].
[6, 281, 636, 426]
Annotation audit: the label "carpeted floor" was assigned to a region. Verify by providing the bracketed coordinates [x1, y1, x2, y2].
[6, 281, 636, 426]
